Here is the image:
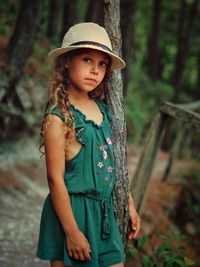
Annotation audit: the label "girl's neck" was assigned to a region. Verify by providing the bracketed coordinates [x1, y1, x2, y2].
[68, 88, 91, 105]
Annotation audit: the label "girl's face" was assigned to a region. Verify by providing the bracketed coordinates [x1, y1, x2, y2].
[66, 49, 110, 95]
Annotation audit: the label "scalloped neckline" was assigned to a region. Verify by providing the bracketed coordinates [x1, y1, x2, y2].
[70, 101, 105, 128]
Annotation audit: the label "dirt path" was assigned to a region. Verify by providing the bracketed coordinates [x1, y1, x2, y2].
[0, 138, 195, 267]
[0, 137, 49, 267]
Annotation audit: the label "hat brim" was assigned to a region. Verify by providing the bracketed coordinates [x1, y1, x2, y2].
[48, 44, 125, 71]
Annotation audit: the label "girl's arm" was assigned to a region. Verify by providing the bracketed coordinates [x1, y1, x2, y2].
[128, 192, 141, 240]
[44, 114, 91, 261]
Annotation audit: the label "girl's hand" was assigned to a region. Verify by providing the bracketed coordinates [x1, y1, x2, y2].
[66, 229, 91, 261]
[128, 196, 141, 240]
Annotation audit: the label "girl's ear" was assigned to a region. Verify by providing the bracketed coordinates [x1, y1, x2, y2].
[65, 59, 70, 69]
[65, 63, 69, 69]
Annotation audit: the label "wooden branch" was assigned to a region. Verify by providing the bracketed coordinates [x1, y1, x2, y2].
[131, 100, 200, 210]
[159, 101, 200, 133]
[130, 112, 168, 211]
[162, 122, 188, 181]
[176, 101, 200, 110]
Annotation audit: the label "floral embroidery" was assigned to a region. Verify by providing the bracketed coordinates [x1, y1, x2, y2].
[106, 138, 112, 145]
[96, 138, 114, 186]
[103, 150, 107, 159]
[97, 162, 104, 168]
[107, 166, 113, 172]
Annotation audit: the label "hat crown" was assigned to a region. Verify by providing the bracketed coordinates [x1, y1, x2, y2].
[62, 22, 112, 50]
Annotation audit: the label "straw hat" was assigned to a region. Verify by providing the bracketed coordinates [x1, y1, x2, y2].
[48, 22, 125, 71]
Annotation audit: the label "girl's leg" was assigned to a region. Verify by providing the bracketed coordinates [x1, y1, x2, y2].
[109, 263, 124, 267]
[50, 260, 72, 267]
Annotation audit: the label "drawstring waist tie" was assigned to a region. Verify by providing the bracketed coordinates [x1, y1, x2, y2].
[69, 190, 111, 239]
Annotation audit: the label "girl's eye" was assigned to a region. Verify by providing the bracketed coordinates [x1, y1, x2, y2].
[100, 61, 108, 68]
[83, 57, 92, 63]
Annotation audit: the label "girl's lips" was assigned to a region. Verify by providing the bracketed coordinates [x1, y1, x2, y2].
[85, 78, 98, 83]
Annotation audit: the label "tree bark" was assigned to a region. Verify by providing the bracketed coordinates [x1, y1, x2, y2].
[103, 0, 129, 246]
[47, 0, 62, 42]
[60, 0, 77, 41]
[120, 0, 137, 96]
[172, 0, 198, 102]
[85, 0, 104, 25]
[5, 0, 42, 88]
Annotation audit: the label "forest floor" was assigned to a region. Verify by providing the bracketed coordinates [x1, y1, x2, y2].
[0, 136, 198, 267]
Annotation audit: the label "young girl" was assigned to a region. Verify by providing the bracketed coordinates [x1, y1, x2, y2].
[36, 22, 140, 267]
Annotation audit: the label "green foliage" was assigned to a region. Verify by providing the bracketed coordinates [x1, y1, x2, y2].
[124, 0, 199, 145]
[0, 0, 19, 37]
[76, 0, 90, 22]
[125, 58, 174, 142]
[125, 88, 147, 142]
[32, 41, 49, 59]
[127, 232, 198, 267]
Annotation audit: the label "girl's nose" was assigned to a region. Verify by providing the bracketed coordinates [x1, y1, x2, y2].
[90, 64, 99, 75]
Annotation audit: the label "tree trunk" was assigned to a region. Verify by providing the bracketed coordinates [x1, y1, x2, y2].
[172, 0, 198, 102]
[103, 0, 129, 246]
[60, 0, 77, 41]
[145, 0, 162, 82]
[5, 0, 42, 89]
[120, 0, 137, 96]
[85, 0, 104, 25]
[0, 0, 42, 138]
[47, 0, 62, 43]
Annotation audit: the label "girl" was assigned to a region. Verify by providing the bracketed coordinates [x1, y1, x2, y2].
[36, 22, 140, 267]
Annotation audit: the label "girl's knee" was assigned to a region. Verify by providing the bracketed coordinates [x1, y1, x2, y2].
[109, 263, 124, 267]
[50, 260, 72, 267]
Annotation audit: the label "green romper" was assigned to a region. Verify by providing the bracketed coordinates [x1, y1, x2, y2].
[36, 100, 125, 267]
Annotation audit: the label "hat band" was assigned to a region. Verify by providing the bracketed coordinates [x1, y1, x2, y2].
[69, 41, 112, 53]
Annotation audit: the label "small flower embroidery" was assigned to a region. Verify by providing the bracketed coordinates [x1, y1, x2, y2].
[99, 145, 105, 151]
[103, 150, 107, 159]
[108, 166, 113, 172]
[97, 162, 104, 168]
[106, 138, 112, 145]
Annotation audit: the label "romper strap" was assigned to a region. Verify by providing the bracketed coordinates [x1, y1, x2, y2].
[96, 100, 113, 123]
[44, 101, 65, 121]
